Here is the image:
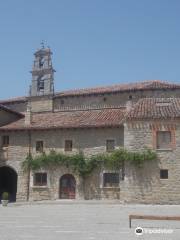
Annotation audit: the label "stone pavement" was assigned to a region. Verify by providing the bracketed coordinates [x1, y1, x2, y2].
[0, 200, 180, 240]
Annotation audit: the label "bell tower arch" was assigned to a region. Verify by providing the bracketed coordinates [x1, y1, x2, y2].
[30, 45, 55, 96]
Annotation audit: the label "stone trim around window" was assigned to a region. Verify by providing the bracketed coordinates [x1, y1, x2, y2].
[106, 139, 116, 152]
[64, 140, 73, 152]
[100, 170, 122, 189]
[160, 169, 169, 180]
[36, 140, 44, 153]
[30, 171, 50, 188]
[152, 129, 176, 151]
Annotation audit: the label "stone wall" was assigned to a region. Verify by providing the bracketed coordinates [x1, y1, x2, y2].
[0, 120, 180, 203]
[0, 82, 179, 203]
[29, 95, 53, 112]
[29, 166, 84, 201]
[0, 131, 29, 201]
[84, 168, 121, 200]
[122, 121, 180, 204]
[0, 127, 124, 201]
[30, 127, 124, 157]
[28, 127, 123, 200]
[54, 89, 180, 110]
[2, 88, 180, 113]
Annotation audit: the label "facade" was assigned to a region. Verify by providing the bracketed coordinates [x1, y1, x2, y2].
[0, 47, 180, 203]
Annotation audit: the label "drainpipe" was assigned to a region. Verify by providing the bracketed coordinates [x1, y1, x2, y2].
[26, 130, 32, 201]
[26, 130, 31, 201]
[25, 103, 32, 201]
[25, 104, 32, 125]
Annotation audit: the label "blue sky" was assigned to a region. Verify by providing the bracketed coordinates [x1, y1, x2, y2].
[0, 0, 180, 99]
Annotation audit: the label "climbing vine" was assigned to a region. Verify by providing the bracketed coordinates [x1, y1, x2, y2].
[22, 148, 157, 177]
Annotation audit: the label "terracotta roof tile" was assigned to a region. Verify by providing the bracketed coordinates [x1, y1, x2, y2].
[0, 108, 125, 131]
[0, 104, 24, 117]
[0, 96, 27, 104]
[55, 80, 180, 97]
[127, 98, 180, 120]
[0, 80, 179, 104]
[1, 97, 180, 131]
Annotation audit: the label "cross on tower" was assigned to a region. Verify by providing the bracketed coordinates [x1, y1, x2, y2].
[41, 40, 45, 49]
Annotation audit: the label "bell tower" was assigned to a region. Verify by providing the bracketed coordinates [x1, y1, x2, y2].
[30, 44, 55, 96]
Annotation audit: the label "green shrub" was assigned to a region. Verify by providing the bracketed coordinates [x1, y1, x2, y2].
[22, 148, 157, 176]
[2, 192, 9, 200]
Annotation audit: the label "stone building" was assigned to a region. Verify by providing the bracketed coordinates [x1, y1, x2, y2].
[0, 46, 180, 203]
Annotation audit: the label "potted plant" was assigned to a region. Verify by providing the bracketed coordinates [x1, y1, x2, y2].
[1, 192, 9, 206]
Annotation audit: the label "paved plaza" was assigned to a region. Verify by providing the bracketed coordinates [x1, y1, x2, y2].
[0, 201, 180, 240]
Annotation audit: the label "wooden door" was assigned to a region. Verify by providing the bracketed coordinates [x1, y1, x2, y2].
[60, 174, 76, 199]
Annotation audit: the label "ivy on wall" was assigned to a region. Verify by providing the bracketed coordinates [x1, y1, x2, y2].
[22, 148, 157, 177]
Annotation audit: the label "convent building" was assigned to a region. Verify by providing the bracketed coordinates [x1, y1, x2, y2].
[0, 46, 180, 203]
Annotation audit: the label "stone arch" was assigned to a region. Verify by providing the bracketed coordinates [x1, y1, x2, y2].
[59, 174, 76, 199]
[0, 165, 18, 202]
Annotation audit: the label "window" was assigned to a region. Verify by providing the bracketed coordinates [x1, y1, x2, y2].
[156, 131, 172, 149]
[160, 169, 168, 179]
[106, 140, 115, 152]
[65, 140, 73, 151]
[103, 173, 119, 187]
[39, 56, 45, 68]
[34, 173, 47, 186]
[2, 136, 9, 147]
[36, 141, 44, 153]
[37, 76, 44, 91]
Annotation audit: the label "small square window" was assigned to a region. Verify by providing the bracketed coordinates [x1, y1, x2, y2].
[160, 169, 168, 179]
[106, 140, 115, 152]
[36, 141, 44, 153]
[34, 173, 47, 186]
[2, 136, 9, 147]
[103, 173, 119, 187]
[65, 140, 73, 151]
[156, 131, 172, 149]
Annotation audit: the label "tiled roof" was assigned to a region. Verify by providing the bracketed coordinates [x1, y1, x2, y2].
[0, 104, 24, 117]
[0, 96, 27, 104]
[55, 80, 180, 97]
[0, 108, 125, 131]
[127, 98, 180, 120]
[0, 80, 179, 104]
[0, 98, 180, 131]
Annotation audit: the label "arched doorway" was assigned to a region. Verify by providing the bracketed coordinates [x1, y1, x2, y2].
[0, 166, 17, 202]
[60, 174, 76, 199]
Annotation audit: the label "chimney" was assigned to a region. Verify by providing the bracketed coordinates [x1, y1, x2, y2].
[25, 103, 32, 125]
[126, 100, 133, 112]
